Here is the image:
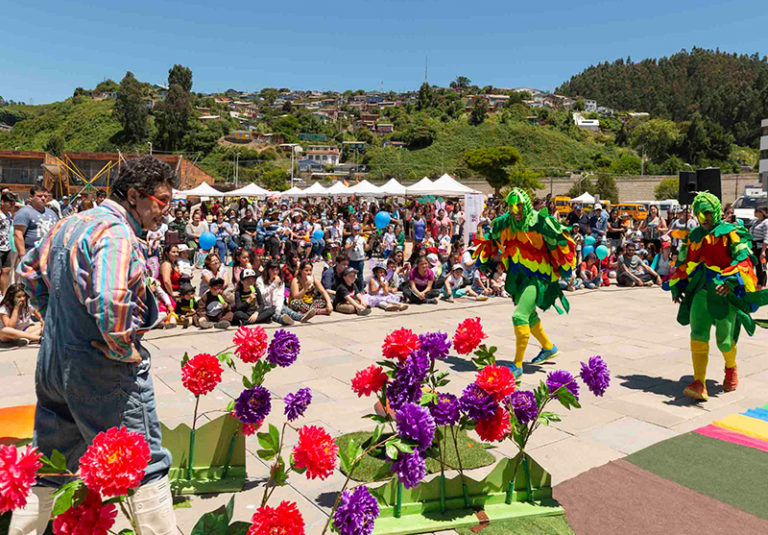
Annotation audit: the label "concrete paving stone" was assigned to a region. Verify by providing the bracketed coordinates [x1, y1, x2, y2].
[580, 416, 677, 455]
[0, 361, 19, 376]
[527, 435, 625, 485]
[551, 404, 625, 434]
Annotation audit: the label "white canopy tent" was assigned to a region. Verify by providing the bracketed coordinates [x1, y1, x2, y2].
[325, 182, 353, 196]
[570, 192, 596, 204]
[222, 183, 271, 197]
[297, 182, 328, 197]
[378, 178, 407, 196]
[347, 180, 383, 197]
[426, 173, 481, 196]
[280, 186, 304, 197]
[177, 182, 224, 197]
[404, 177, 435, 196]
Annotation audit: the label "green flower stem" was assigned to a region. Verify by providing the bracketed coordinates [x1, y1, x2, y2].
[522, 456, 533, 503]
[449, 425, 470, 508]
[437, 430, 446, 512]
[187, 395, 200, 480]
[221, 427, 239, 479]
[394, 479, 403, 518]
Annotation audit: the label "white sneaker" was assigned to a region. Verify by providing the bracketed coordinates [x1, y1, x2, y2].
[281, 314, 295, 325]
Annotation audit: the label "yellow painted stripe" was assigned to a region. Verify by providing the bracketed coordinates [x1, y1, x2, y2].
[713, 414, 768, 441]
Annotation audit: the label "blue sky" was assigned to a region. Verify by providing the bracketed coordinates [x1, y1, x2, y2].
[1, 0, 766, 104]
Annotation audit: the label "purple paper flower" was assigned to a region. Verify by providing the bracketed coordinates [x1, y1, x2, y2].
[395, 403, 435, 450]
[386, 351, 430, 411]
[332, 485, 380, 535]
[509, 390, 538, 424]
[234, 385, 271, 425]
[267, 329, 300, 367]
[284, 387, 312, 421]
[459, 383, 497, 421]
[430, 393, 461, 426]
[580, 355, 610, 397]
[390, 450, 427, 489]
[546, 370, 580, 400]
[418, 331, 451, 361]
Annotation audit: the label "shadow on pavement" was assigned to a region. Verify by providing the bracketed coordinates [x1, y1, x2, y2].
[616, 374, 723, 405]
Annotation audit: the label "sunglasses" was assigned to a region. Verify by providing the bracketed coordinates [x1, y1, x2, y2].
[143, 192, 170, 210]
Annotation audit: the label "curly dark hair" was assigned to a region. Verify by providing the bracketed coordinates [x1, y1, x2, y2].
[111, 155, 179, 201]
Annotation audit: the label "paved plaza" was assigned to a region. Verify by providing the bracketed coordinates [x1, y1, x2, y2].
[2, 286, 767, 533]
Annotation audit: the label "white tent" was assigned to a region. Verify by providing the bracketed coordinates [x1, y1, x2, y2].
[347, 180, 383, 197]
[297, 182, 328, 197]
[378, 178, 407, 196]
[405, 177, 435, 196]
[570, 192, 596, 204]
[325, 182, 352, 196]
[281, 186, 304, 197]
[223, 183, 271, 197]
[178, 182, 224, 197]
[426, 173, 481, 195]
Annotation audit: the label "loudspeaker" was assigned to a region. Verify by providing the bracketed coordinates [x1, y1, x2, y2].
[696, 167, 721, 200]
[678, 171, 697, 205]
[677, 168, 722, 205]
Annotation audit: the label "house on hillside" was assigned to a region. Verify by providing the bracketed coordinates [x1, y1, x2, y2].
[304, 145, 340, 166]
[573, 113, 600, 131]
[342, 141, 366, 152]
[375, 123, 394, 134]
[383, 140, 406, 148]
[584, 99, 597, 112]
[597, 106, 615, 117]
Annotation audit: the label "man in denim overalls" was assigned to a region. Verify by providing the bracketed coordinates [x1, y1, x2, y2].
[11, 156, 178, 535]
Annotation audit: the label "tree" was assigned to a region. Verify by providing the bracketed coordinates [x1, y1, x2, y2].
[450, 76, 471, 91]
[463, 146, 522, 194]
[567, 177, 593, 198]
[43, 134, 64, 157]
[401, 117, 437, 150]
[507, 168, 542, 192]
[95, 79, 119, 93]
[114, 71, 149, 143]
[417, 82, 434, 111]
[629, 119, 679, 163]
[155, 64, 193, 151]
[654, 177, 679, 200]
[469, 97, 489, 126]
[594, 172, 618, 203]
[168, 64, 192, 93]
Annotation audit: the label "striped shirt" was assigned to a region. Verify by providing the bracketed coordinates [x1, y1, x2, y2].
[17, 199, 148, 360]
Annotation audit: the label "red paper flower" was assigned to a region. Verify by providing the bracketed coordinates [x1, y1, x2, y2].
[351, 365, 389, 397]
[230, 411, 262, 436]
[453, 317, 487, 355]
[52, 489, 117, 535]
[476, 364, 516, 402]
[292, 425, 338, 480]
[0, 444, 42, 514]
[475, 406, 511, 443]
[382, 328, 420, 362]
[181, 353, 223, 396]
[247, 500, 305, 535]
[233, 326, 268, 363]
[79, 427, 151, 498]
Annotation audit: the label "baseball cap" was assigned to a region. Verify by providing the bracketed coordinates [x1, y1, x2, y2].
[343, 267, 358, 276]
[662, 241, 671, 249]
[594, 203, 602, 210]
[427, 253, 440, 267]
[452, 263, 463, 272]
[177, 244, 190, 252]
[242, 268, 257, 279]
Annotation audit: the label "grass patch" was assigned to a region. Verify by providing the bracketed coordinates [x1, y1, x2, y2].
[335, 428, 495, 483]
[456, 514, 574, 535]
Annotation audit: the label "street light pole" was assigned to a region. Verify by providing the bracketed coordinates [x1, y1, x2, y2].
[148, 142, 152, 155]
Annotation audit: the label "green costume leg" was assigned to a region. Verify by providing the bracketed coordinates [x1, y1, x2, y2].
[512, 284, 537, 367]
[689, 290, 737, 383]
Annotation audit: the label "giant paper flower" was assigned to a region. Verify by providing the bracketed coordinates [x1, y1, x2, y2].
[52, 489, 117, 535]
[284, 387, 312, 422]
[351, 365, 389, 397]
[230, 411, 262, 436]
[292, 425, 338, 480]
[386, 351, 430, 411]
[395, 403, 435, 451]
[233, 326, 268, 363]
[459, 383, 497, 421]
[382, 328, 420, 362]
[390, 450, 426, 489]
[0, 444, 42, 514]
[430, 393, 461, 426]
[181, 353, 223, 396]
[418, 331, 451, 361]
[509, 390, 538, 425]
[235, 386, 272, 425]
[79, 427, 151, 497]
[546, 370, 580, 400]
[452, 317, 487, 354]
[247, 500, 305, 535]
[267, 329, 301, 367]
[475, 406, 511, 442]
[332, 485, 379, 535]
[580, 355, 611, 397]
[476, 364, 516, 402]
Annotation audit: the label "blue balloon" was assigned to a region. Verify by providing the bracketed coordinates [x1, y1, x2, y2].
[584, 235, 596, 246]
[595, 244, 609, 260]
[375, 211, 391, 229]
[312, 229, 325, 241]
[582, 245, 595, 257]
[199, 231, 216, 251]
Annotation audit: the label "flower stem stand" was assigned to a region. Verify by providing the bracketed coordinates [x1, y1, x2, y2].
[368, 454, 562, 535]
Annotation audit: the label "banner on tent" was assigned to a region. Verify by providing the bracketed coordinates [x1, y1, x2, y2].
[464, 193, 484, 244]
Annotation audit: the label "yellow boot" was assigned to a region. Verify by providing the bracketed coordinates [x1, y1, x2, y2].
[530, 320, 559, 363]
[511, 325, 531, 378]
[683, 340, 709, 401]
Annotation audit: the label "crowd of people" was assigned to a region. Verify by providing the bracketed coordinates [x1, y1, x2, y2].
[2, 182, 766, 345]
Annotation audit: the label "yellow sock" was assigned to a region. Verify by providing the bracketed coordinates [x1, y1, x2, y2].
[722, 346, 737, 369]
[514, 325, 531, 368]
[530, 320, 553, 351]
[690, 340, 709, 383]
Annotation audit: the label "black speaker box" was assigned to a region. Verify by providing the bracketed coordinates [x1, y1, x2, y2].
[678, 171, 697, 204]
[678, 168, 721, 205]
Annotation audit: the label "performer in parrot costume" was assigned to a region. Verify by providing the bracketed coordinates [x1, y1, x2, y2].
[473, 188, 576, 377]
[666, 191, 768, 401]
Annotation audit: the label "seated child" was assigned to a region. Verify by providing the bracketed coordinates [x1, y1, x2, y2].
[489, 262, 509, 297]
[0, 284, 43, 345]
[174, 283, 199, 328]
[196, 278, 234, 329]
[334, 267, 372, 315]
[234, 268, 276, 325]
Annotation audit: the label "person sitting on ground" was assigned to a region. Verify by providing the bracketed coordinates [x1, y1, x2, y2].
[200, 253, 226, 297]
[174, 283, 199, 328]
[257, 261, 306, 325]
[443, 264, 482, 302]
[333, 267, 372, 315]
[366, 262, 407, 311]
[185, 210, 208, 251]
[146, 271, 175, 328]
[176, 244, 194, 284]
[490, 262, 509, 297]
[650, 240, 675, 283]
[382, 225, 396, 259]
[579, 253, 602, 289]
[232, 248, 252, 287]
[405, 257, 440, 304]
[617, 242, 662, 287]
[159, 243, 182, 300]
[427, 253, 445, 290]
[321, 253, 349, 297]
[0, 283, 43, 345]
[234, 268, 275, 325]
[289, 260, 330, 317]
[470, 267, 492, 300]
[281, 252, 301, 286]
[196, 277, 233, 329]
